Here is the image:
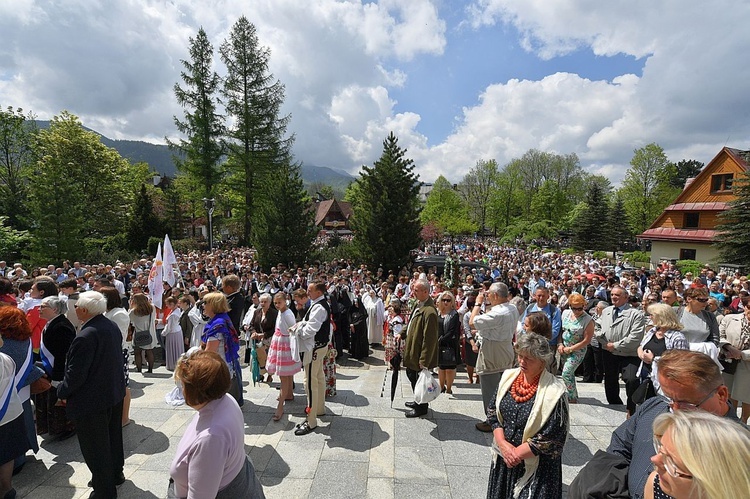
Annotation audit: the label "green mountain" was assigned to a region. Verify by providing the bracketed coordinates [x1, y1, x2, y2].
[32, 120, 355, 189]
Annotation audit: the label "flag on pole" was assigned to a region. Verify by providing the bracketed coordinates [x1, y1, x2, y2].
[163, 234, 177, 287]
[149, 243, 164, 309]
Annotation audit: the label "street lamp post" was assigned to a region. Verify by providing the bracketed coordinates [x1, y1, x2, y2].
[202, 197, 215, 250]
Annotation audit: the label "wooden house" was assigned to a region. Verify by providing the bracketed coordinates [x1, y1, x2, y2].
[639, 147, 749, 265]
[314, 198, 353, 234]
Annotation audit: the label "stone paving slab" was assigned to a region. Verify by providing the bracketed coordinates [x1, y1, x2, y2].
[14, 347, 631, 498]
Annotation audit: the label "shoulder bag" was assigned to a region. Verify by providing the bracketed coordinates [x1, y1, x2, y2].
[133, 310, 154, 348]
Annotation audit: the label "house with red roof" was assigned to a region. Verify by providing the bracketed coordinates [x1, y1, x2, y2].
[639, 147, 749, 265]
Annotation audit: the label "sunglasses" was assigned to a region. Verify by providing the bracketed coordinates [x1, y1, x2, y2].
[694, 297, 709, 303]
[570, 307, 584, 311]
[440, 298, 452, 303]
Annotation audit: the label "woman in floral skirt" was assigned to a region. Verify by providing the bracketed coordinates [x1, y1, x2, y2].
[266, 292, 301, 421]
[556, 294, 594, 403]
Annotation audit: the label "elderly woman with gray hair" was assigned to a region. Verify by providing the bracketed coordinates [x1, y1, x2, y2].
[36, 295, 77, 437]
[486, 333, 569, 499]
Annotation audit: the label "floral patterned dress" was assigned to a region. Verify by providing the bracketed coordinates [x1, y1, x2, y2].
[486, 390, 568, 499]
[559, 310, 592, 402]
[384, 314, 405, 364]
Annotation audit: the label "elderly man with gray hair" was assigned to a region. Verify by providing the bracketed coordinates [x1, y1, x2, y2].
[57, 291, 127, 497]
[35, 295, 77, 437]
[470, 282, 520, 432]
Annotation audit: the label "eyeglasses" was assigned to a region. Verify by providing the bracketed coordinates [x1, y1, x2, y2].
[662, 386, 719, 411]
[652, 436, 693, 479]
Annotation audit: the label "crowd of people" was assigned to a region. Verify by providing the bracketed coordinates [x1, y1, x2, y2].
[1, 238, 750, 498]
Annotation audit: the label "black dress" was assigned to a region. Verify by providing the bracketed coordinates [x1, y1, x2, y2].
[486, 390, 568, 499]
[438, 310, 460, 369]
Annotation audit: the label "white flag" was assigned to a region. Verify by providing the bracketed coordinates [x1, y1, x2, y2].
[149, 243, 164, 309]
[163, 234, 177, 287]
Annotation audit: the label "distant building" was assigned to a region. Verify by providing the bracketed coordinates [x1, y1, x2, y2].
[419, 182, 433, 203]
[314, 198, 353, 234]
[639, 147, 749, 265]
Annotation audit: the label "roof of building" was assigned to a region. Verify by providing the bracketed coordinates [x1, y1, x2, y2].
[640, 227, 716, 242]
[314, 199, 353, 226]
[664, 202, 729, 211]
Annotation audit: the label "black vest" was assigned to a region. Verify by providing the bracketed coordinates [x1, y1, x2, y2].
[305, 298, 331, 350]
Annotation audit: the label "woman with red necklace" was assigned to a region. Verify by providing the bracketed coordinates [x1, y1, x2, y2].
[486, 333, 569, 499]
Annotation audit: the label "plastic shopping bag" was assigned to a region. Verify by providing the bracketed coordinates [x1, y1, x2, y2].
[414, 368, 440, 405]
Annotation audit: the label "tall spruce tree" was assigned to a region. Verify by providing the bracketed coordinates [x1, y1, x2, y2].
[715, 168, 750, 267]
[572, 181, 610, 250]
[608, 194, 632, 253]
[220, 16, 293, 246]
[170, 27, 224, 199]
[254, 162, 316, 268]
[126, 184, 164, 252]
[351, 132, 421, 272]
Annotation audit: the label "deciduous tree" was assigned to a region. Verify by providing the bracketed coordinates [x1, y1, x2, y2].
[421, 176, 475, 235]
[0, 106, 36, 230]
[458, 159, 499, 231]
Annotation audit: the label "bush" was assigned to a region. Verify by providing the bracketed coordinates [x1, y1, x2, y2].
[592, 250, 608, 260]
[676, 259, 704, 276]
[623, 250, 651, 265]
[311, 241, 358, 263]
[171, 237, 205, 254]
[147, 237, 162, 257]
[82, 234, 138, 265]
[562, 248, 576, 255]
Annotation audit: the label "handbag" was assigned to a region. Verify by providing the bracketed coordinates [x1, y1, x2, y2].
[133, 310, 153, 348]
[439, 345, 456, 364]
[30, 376, 52, 395]
[632, 377, 653, 405]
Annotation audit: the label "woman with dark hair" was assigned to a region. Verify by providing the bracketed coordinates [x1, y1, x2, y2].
[522, 312, 552, 340]
[129, 293, 157, 373]
[0, 277, 16, 306]
[461, 291, 479, 384]
[0, 306, 44, 475]
[201, 293, 242, 406]
[36, 296, 76, 437]
[383, 299, 405, 365]
[169, 349, 265, 498]
[486, 333, 569, 499]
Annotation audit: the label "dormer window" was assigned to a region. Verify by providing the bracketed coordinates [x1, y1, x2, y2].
[683, 212, 699, 229]
[711, 173, 733, 193]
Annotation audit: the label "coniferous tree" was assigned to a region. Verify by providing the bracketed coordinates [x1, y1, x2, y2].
[715, 168, 750, 267]
[253, 162, 316, 268]
[220, 16, 293, 246]
[126, 184, 164, 252]
[170, 27, 224, 199]
[351, 132, 421, 272]
[572, 181, 610, 250]
[608, 194, 632, 253]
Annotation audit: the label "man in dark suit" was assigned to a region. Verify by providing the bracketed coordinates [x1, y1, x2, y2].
[57, 291, 126, 498]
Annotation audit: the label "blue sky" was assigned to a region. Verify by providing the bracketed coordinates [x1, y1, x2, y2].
[0, 1, 747, 185]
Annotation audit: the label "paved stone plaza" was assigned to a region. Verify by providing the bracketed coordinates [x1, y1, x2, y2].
[12, 349, 627, 498]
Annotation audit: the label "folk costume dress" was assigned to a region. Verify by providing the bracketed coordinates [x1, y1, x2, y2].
[265, 308, 301, 377]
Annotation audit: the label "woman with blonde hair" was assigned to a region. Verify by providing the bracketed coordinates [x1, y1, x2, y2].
[201, 292, 242, 406]
[645, 410, 750, 499]
[636, 303, 689, 401]
[436, 291, 460, 394]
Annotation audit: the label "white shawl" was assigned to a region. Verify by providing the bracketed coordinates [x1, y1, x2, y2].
[491, 368, 568, 499]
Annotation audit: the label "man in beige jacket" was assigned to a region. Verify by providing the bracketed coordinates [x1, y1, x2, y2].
[470, 282, 519, 432]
